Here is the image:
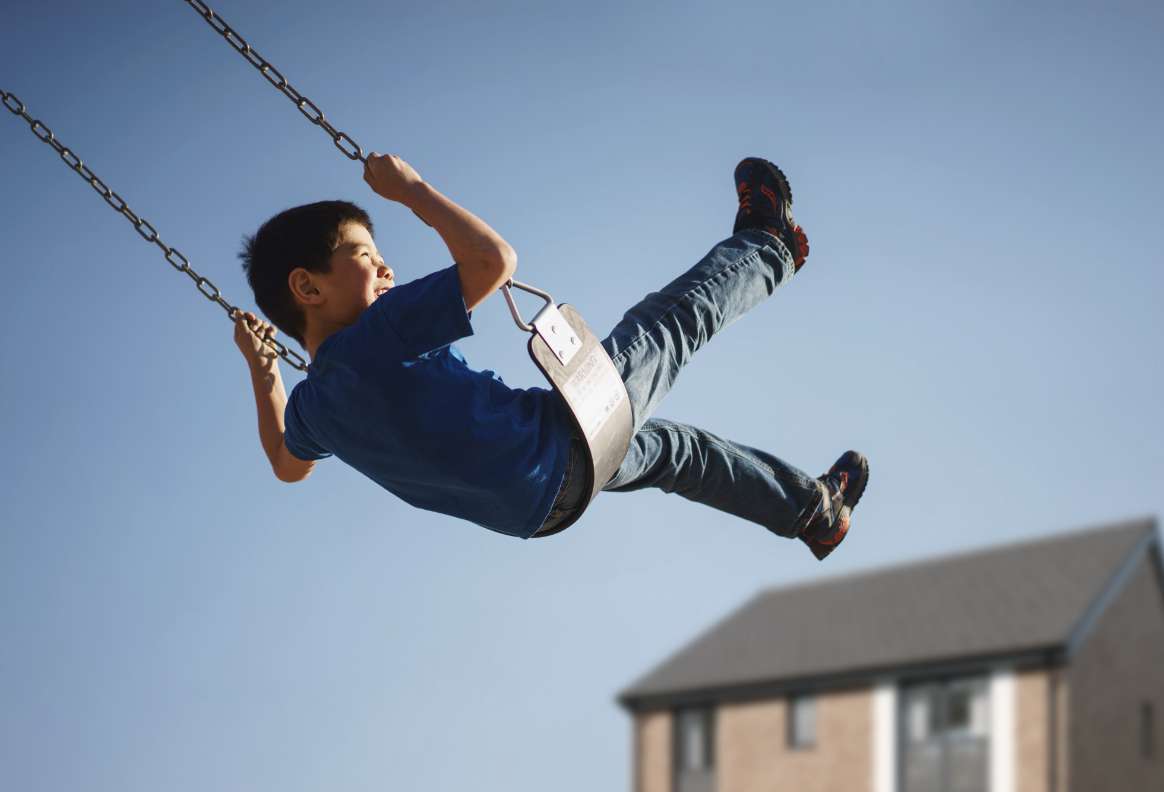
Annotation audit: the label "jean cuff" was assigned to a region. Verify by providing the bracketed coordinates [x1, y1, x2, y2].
[787, 479, 828, 539]
[736, 228, 796, 279]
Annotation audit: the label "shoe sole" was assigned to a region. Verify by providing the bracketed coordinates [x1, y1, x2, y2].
[836, 451, 870, 513]
[756, 159, 793, 207]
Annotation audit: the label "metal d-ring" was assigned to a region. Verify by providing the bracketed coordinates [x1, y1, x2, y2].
[502, 279, 554, 333]
[502, 280, 582, 366]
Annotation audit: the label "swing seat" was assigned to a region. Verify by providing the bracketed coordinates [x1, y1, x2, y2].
[522, 301, 633, 536]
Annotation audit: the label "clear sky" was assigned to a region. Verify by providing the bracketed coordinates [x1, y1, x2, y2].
[2, 1, 1161, 790]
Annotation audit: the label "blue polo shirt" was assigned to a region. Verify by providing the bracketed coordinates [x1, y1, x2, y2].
[283, 265, 573, 538]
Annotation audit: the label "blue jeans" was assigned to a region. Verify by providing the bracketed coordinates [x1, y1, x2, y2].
[542, 230, 824, 538]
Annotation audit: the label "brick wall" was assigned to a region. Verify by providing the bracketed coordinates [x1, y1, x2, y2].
[717, 687, 873, 792]
[636, 710, 671, 792]
[633, 688, 872, 792]
[1016, 669, 1053, 792]
[1067, 554, 1164, 790]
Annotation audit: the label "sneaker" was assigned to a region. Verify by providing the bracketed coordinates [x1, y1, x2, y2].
[800, 451, 869, 561]
[733, 157, 810, 271]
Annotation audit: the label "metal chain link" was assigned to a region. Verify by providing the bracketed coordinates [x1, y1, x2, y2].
[0, 89, 309, 372]
[182, 0, 366, 162]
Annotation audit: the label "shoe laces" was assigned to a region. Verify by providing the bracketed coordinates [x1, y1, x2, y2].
[822, 471, 848, 500]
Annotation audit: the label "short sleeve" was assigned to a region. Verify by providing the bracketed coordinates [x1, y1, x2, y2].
[283, 386, 332, 462]
[366, 265, 474, 357]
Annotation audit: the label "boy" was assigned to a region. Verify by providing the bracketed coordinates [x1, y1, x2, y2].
[233, 154, 868, 559]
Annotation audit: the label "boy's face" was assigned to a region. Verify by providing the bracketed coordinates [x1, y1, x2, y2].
[301, 221, 395, 327]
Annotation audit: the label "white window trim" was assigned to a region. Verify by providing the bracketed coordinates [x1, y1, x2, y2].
[990, 667, 1016, 792]
[873, 679, 897, 792]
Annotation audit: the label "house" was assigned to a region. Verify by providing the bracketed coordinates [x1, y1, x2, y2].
[618, 518, 1164, 792]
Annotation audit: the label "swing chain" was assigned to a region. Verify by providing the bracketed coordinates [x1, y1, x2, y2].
[0, 89, 310, 373]
[183, 0, 366, 162]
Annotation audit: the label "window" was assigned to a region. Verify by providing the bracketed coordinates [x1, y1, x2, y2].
[1143, 701, 1155, 760]
[674, 707, 715, 792]
[900, 676, 990, 792]
[788, 695, 817, 749]
[944, 678, 989, 739]
[677, 708, 712, 770]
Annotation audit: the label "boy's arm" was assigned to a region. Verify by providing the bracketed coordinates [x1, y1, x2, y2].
[233, 312, 316, 483]
[363, 153, 517, 311]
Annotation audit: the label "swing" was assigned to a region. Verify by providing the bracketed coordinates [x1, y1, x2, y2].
[1, 1, 632, 536]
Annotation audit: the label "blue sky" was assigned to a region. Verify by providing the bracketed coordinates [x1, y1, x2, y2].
[2, 1, 1162, 790]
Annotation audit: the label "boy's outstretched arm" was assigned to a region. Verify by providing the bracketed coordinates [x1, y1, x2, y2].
[233, 312, 316, 483]
[363, 153, 517, 311]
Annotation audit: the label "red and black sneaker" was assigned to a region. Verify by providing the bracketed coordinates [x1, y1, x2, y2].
[733, 157, 810, 271]
[800, 451, 869, 561]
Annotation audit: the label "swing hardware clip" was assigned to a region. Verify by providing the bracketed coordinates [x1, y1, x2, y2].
[502, 280, 582, 366]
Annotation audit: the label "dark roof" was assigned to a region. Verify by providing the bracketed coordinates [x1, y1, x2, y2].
[620, 517, 1160, 710]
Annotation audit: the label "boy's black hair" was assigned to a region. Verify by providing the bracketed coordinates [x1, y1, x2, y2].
[239, 200, 374, 346]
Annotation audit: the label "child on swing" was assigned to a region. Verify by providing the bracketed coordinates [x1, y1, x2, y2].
[233, 155, 868, 559]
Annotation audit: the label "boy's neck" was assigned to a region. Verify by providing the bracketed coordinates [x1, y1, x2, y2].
[303, 317, 349, 361]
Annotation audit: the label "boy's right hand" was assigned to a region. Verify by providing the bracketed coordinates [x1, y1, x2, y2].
[363, 152, 425, 204]
[233, 310, 279, 370]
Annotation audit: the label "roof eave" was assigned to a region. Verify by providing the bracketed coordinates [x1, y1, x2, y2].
[618, 644, 1065, 713]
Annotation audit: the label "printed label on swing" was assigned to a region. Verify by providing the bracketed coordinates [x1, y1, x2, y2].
[560, 347, 626, 438]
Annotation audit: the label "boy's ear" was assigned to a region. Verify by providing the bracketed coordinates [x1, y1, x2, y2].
[288, 267, 324, 306]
